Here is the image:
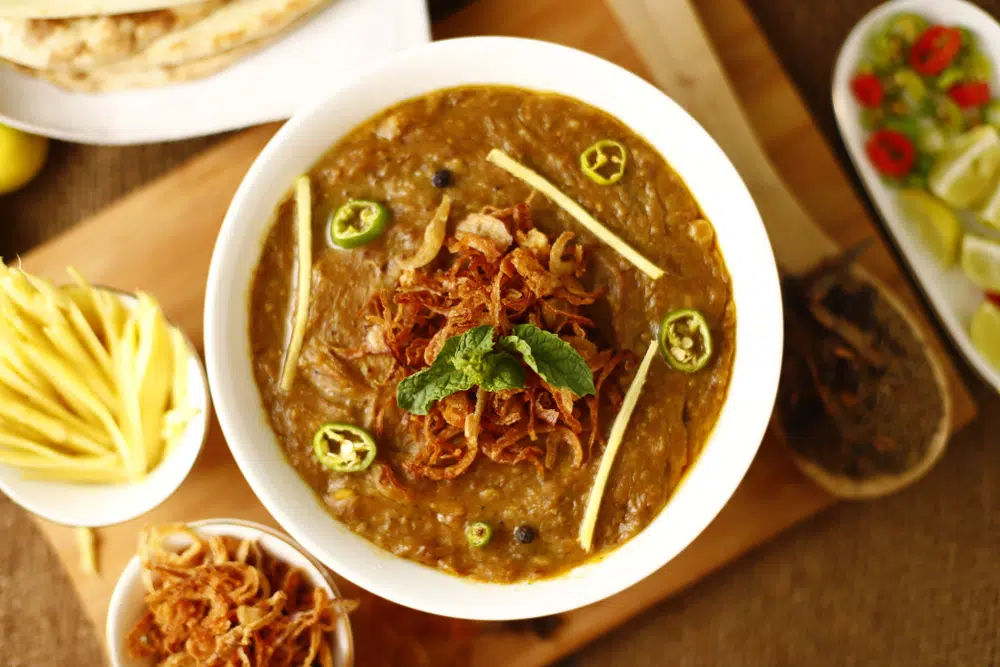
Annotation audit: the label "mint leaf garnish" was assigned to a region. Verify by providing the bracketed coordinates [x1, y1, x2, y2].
[396, 363, 476, 415]
[480, 352, 526, 392]
[396, 323, 590, 414]
[501, 324, 595, 397]
[450, 325, 496, 384]
[397, 325, 524, 414]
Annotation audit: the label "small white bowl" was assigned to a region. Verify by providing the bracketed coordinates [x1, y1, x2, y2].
[205, 37, 782, 620]
[105, 519, 354, 667]
[832, 0, 1000, 393]
[0, 289, 210, 527]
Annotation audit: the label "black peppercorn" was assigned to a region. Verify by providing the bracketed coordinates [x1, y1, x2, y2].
[513, 525, 536, 544]
[431, 169, 452, 188]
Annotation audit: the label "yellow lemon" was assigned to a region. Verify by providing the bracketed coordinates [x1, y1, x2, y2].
[0, 123, 48, 195]
[898, 189, 963, 266]
[970, 300, 1000, 370]
[977, 177, 1000, 231]
[960, 234, 1000, 292]
[929, 125, 1000, 209]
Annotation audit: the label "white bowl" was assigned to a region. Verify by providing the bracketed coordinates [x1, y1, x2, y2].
[0, 290, 210, 527]
[204, 37, 783, 620]
[105, 519, 354, 667]
[832, 0, 1000, 393]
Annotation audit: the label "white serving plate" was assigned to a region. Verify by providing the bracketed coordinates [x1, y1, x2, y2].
[0, 290, 211, 527]
[205, 37, 782, 620]
[0, 0, 430, 145]
[832, 0, 1000, 393]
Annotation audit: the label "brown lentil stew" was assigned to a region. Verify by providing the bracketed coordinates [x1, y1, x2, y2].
[249, 86, 735, 583]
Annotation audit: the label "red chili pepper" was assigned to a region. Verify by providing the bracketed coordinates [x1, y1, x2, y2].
[850, 73, 884, 108]
[948, 81, 992, 108]
[865, 129, 916, 178]
[987, 292, 1000, 309]
[910, 25, 962, 75]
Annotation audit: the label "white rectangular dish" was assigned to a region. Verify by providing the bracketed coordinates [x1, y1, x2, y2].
[832, 0, 1000, 393]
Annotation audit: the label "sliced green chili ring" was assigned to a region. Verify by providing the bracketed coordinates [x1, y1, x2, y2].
[658, 308, 713, 373]
[579, 140, 627, 185]
[466, 521, 493, 548]
[312, 423, 377, 473]
[329, 199, 389, 249]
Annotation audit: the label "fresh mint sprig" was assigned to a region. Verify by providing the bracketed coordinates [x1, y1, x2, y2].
[396, 326, 524, 415]
[396, 324, 595, 415]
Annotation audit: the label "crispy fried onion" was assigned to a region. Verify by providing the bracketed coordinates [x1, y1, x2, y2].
[126, 524, 358, 667]
[364, 202, 633, 481]
[400, 195, 451, 270]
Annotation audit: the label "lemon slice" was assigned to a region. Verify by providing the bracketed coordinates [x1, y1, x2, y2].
[960, 235, 1000, 292]
[0, 123, 48, 195]
[929, 125, 1000, 209]
[970, 300, 1000, 370]
[898, 189, 963, 266]
[977, 178, 1000, 230]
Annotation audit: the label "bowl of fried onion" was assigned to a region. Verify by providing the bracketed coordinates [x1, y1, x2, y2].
[106, 519, 355, 667]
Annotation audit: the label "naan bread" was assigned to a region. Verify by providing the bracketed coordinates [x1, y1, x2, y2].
[3, 0, 330, 91]
[13, 33, 274, 90]
[0, 0, 206, 19]
[99, 0, 329, 70]
[0, 1, 229, 70]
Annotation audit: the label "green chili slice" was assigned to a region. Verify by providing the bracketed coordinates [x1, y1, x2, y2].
[658, 309, 713, 373]
[329, 199, 389, 249]
[312, 423, 377, 473]
[579, 140, 627, 185]
[466, 521, 493, 548]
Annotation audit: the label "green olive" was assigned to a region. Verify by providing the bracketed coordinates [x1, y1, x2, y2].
[884, 12, 929, 44]
[962, 49, 993, 82]
[860, 107, 885, 132]
[917, 119, 947, 154]
[984, 101, 1000, 130]
[925, 95, 965, 135]
[893, 68, 927, 105]
[867, 32, 905, 74]
[935, 68, 965, 91]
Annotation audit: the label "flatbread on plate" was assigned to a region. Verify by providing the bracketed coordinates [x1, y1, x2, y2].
[3, 0, 331, 91]
[0, 0, 206, 19]
[8, 33, 272, 90]
[95, 0, 330, 70]
[0, 1, 229, 70]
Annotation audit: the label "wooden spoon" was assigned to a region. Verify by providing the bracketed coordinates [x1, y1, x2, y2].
[606, 0, 952, 497]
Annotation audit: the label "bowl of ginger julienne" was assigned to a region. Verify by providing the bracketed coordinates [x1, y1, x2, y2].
[0, 261, 210, 527]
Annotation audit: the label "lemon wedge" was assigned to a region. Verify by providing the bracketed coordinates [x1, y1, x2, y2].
[929, 125, 1000, 209]
[0, 123, 48, 195]
[977, 178, 1000, 230]
[960, 234, 1000, 292]
[970, 300, 1000, 370]
[898, 189, 963, 266]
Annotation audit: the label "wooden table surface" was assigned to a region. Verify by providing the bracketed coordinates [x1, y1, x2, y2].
[0, 0, 997, 665]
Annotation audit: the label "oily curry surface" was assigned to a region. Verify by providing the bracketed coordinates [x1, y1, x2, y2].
[250, 86, 735, 583]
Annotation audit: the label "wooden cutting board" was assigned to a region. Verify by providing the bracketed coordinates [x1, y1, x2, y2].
[19, 0, 978, 665]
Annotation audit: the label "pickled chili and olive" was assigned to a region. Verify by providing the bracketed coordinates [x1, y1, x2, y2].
[850, 13, 999, 187]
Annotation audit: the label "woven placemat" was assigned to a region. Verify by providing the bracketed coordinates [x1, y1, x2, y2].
[0, 2, 998, 665]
